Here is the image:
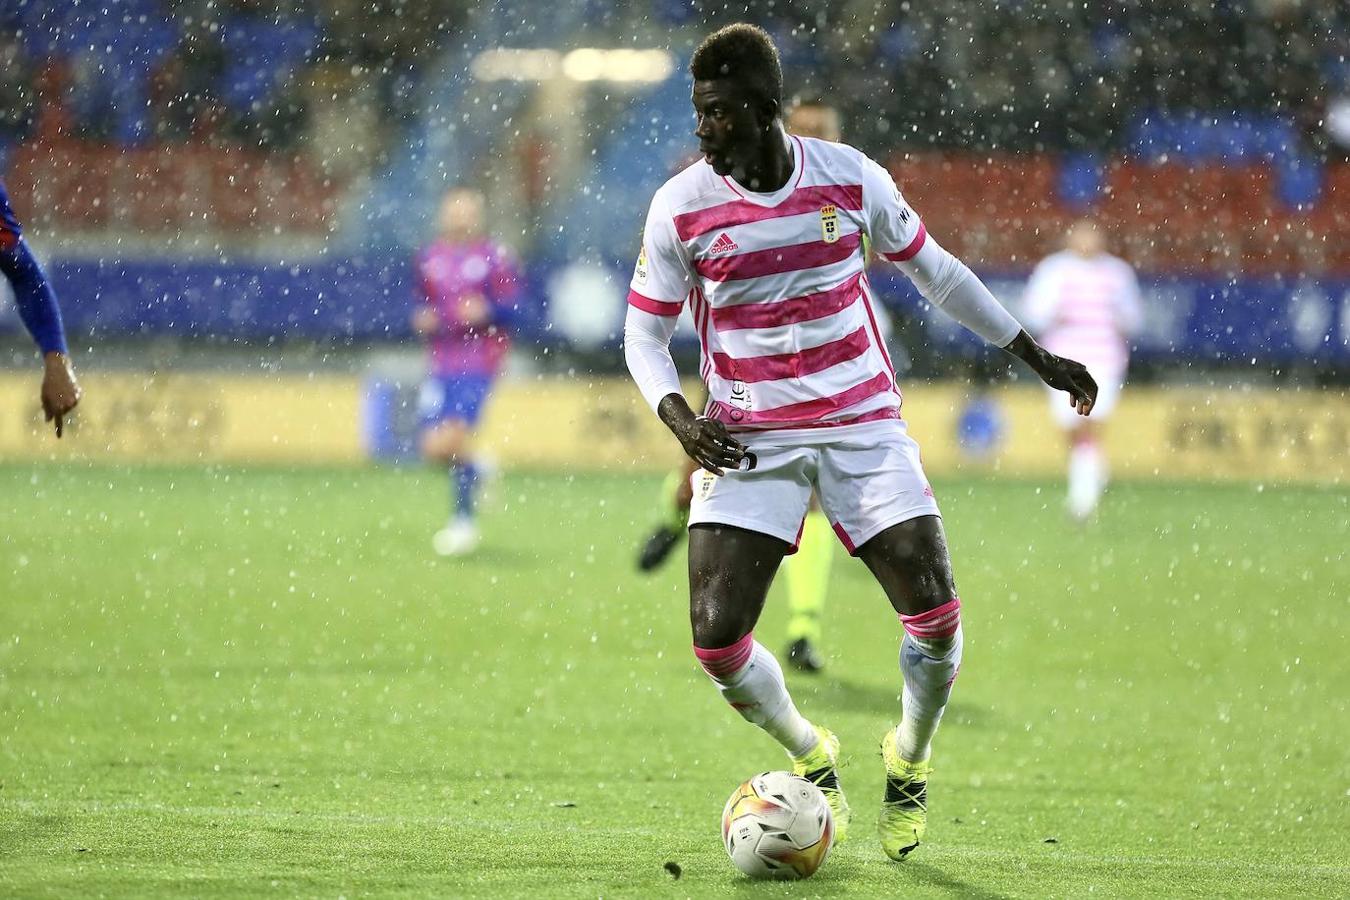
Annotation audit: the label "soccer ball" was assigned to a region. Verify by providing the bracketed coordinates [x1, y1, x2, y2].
[721, 771, 834, 880]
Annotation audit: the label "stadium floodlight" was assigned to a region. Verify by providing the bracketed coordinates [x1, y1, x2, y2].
[471, 47, 673, 83]
[470, 48, 562, 81]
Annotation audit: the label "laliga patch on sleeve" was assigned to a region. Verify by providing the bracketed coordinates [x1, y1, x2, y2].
[635, 244, 649, 285]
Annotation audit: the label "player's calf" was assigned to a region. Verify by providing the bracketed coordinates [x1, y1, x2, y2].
[693, 633, 818, 757]
[879, 598, 963, 859]
[896, 599, 963, 762]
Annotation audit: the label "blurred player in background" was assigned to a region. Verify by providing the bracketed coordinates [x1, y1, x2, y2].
[634, 97, 847, 674]
[624, 24, 1095, 860]
[1023, 220, 1142, 521]
[412, 187, 521, 556]
[0, 178, 80, 436]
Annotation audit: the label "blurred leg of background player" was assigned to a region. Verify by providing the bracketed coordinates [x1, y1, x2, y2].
[636, 457, 697, 571]
[1054, 377, 1122, 521]
[419, 377, 491, 555]
[783, 505, 833, 671]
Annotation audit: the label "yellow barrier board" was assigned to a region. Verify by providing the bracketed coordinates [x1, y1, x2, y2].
[0, 371, 1344, 484]
[0, 371, 364, 464]
[895, 383, 1348, 485]
[477, 379, 1348, 485]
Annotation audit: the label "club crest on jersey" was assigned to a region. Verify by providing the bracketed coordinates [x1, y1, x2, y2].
[635, 245, 648, 285]
[820, 204, 839, 244]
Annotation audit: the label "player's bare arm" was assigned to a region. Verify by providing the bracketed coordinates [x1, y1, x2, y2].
[1002, 330, 1098, 416]
[657, 392, 747, 476]
[0, 190, 81, 438]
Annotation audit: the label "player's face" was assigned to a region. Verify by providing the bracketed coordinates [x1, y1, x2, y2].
[1067, 221, 1105, 256]
[440, 190, 484, 240]
[692, 80, 767, 178]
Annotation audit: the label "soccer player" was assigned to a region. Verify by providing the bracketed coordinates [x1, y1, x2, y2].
[623, 25, 1096, 859]
[0, 178, 80, 437]
[1022, 220, 1142, 521]
[634, 97, 849, 674]
[412, 187, 520, 556]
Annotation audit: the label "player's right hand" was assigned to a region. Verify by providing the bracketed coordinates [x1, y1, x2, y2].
[657, 394, 749, 476]
[671, 414, 747, 476]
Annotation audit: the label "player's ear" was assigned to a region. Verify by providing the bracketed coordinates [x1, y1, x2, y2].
[757, 97, 779, 131]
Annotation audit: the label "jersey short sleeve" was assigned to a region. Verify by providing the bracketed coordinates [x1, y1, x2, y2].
[860, 156, 926, 263]
[627, 190, 692, 317]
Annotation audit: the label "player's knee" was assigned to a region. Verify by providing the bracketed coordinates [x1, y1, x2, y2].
[420, 432, 452, 464]
[689, 578, 752, 650]
[421, 425, 468, 464]
[910, 568, 956, 614]
[690, 602, 748, 651]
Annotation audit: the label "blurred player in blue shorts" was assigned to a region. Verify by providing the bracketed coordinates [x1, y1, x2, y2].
[0, 178, 81, 436]
[412, 187, 521, 556]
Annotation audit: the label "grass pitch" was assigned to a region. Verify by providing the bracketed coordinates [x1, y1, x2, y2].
[1, 463, 1346, 897]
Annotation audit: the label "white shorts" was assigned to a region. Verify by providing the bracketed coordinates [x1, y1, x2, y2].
[687, 420, 940, 556]
[1048, 368, 1124, 429]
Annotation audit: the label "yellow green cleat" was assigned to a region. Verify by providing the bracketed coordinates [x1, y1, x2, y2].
[878, 728, 932, 860]
[791, 725, 852, 844]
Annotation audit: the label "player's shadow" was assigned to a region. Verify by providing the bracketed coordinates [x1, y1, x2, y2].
[728, 854, 1009, 898]
[896, 860, 1012, 900]
[432, 545, 541, 569]
[790, 675, 994, 730]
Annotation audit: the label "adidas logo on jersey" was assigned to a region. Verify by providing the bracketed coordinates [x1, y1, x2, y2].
[708, 232, 739, 256]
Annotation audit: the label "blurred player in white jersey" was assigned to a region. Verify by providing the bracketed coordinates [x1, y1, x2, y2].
[623, 24, 1097, 860]
[1023, 221, 1142, 521]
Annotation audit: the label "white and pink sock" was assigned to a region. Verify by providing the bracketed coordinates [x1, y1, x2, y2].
[895, 598, 964, 763]
[694, 633, 819, 758]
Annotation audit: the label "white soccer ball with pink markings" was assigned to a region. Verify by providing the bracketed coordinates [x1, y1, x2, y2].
[721, 771, 833, 880]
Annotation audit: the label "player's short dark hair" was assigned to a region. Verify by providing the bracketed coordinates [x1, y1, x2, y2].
[690, 23, 783, 109]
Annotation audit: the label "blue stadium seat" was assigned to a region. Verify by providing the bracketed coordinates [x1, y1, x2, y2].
[219, 16, 318, 113]
[1057, 152, 1104, 208]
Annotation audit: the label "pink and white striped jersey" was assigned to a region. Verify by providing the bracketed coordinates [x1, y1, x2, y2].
[627, 135, 924, 432]
[1022, 250, 1143, 375]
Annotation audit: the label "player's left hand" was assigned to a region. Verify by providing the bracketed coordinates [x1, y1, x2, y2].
[1004, 331, 1097, 416]
[1036, 353, 1097, 416]
[41, 351, 82, 438]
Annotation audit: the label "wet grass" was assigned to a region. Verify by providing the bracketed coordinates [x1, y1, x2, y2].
[1, 463, 1346, 897]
